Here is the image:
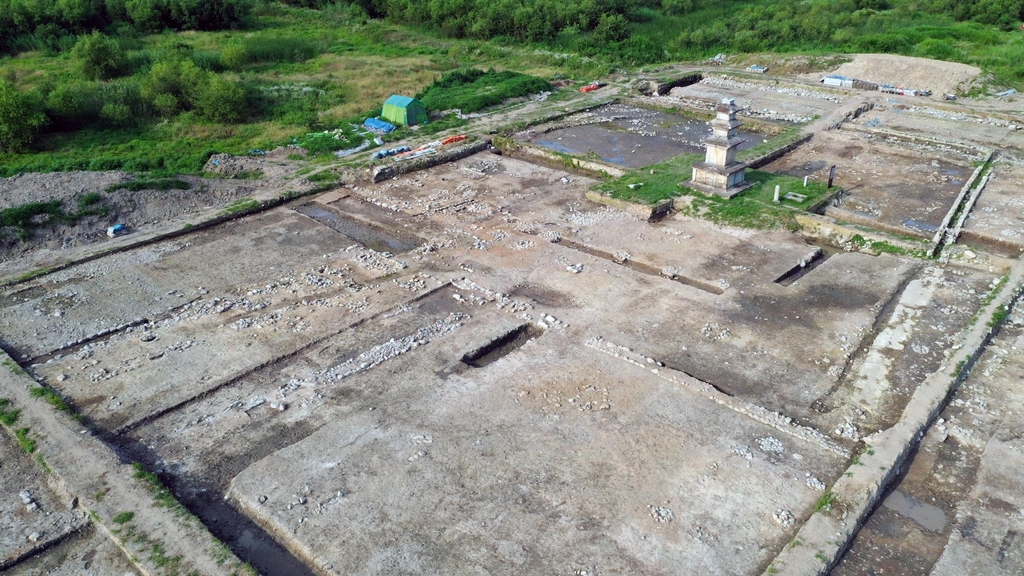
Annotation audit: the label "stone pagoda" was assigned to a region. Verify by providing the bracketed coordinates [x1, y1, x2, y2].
[688, 98, 752, 198]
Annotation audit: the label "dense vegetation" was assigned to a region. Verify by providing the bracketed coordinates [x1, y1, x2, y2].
[418, 68, 551, 113]
[1, 0, 252, 53]
[1, 0, 1023, 177]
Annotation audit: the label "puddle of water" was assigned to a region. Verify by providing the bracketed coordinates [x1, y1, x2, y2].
[295, 203, 419, 253]
[529, 104, 761, 168]
[904, 218, 939, 233]
[882, 489, 948, 532]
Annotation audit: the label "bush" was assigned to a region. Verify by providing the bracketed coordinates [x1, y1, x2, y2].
[45, 81, 103, 129]
[196, 76, 246, 123]
[100, 102, 133, 125]
[142, 57, 208, 112]
[0, 81, 48, 153]
[72, 32, 126, 80]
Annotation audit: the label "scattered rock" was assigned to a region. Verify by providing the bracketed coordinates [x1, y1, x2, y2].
[773, 509, 795, 527]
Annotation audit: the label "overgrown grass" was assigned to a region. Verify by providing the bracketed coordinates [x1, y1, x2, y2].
[383, 113, 469, 142]
[418, 68, 551, 113]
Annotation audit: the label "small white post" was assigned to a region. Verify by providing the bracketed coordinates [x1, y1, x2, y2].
[774, 185, 781, 203]
[803, 176, 809, 187]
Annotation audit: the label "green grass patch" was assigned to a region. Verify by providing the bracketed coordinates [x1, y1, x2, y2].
[29, 386, 80, 420]
[597, 152, 832, 230]
[981, 272, 1010, 307]
[113, 511, 136, 524]
[107, 178, 191, 192]
[847, 234, 928, 258]
[15, 427, 36, 453]
[2, 359, 29, 377]
[988, 303, 1009, 328]
[306, 170, 339, 184]
[418, 68, 551, 114]
[132, 462, 186, 511]
[296, 126, 366, 156]
[595, 153, 701, 205]
[0, 195, 110, 240]
[0, 398, 21, 426]
[815, 490, 836, 513]
[234, 170, 265, 180]
[218, 198, 261, 216]
[736, 127, 806, 163]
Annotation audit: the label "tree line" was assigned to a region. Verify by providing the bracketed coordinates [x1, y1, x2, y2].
[1, 0, 252, 53]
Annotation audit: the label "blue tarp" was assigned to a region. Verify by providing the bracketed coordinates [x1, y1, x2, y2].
[364, 118, 396, 133]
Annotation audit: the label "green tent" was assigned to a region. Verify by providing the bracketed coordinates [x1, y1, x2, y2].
[381, 95, 428, 126]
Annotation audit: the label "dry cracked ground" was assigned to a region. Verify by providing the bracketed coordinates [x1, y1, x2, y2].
[2, 59, 1024, 576]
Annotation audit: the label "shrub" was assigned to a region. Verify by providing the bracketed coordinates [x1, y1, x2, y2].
[0, 81, 48, 153]
[196, 76, 246, 123]
[142, 57, 208, 112]
[45, 81, 103, 129]
[100, 102, 133, 125]
[72, 32, 126, 81]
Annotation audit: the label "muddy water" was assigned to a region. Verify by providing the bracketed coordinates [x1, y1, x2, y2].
[529, 105, 762, 168]
[882, 489, 948, 532]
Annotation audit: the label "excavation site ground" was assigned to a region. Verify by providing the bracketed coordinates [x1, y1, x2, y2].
[2, 54, 1024, 576]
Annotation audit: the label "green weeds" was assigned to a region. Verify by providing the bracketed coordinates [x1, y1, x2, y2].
[113, 511, 136, 524]
[988, 304, 1009, 328]
[0, 195, 110, 240]
[815, 490, 836, 513]
[218, 198, 261, 216]
[847, 234, 928, 258]
[15, 427, 36, 453]
[29, 386, 81, 420]
[132, 462, 191, 517]
[306, 170, 339, 184]
[2, 359, 29, 377]
[0, 398, 21, 425]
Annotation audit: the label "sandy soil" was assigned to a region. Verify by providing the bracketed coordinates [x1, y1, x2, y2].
[810, 54, 982, 96]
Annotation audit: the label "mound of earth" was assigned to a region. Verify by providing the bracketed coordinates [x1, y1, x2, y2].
[807, 53, 981, 96]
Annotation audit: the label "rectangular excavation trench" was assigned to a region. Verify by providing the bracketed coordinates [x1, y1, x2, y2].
[461, 323, 544, 368]
[557, 238, 724, 295]
[294, 202, 421, 253]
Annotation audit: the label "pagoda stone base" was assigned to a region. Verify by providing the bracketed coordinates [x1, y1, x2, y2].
[687, 162, 753, 199]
